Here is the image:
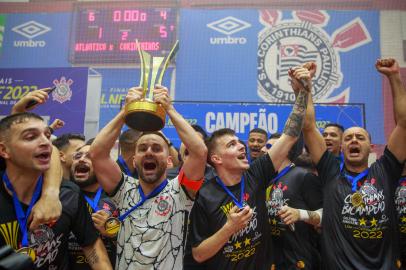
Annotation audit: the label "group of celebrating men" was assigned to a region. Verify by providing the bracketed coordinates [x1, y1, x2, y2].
[0, 58, 405, 270]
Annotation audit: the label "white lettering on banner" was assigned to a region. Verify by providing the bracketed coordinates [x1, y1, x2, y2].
[205, 110, 278, 133]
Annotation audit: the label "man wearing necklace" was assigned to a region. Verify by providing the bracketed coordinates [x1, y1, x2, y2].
[89, 85, 207, 269]
[188, 69, 311, 270]
[299, 58, 406, 269]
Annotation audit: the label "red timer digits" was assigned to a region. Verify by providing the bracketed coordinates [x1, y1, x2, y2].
[70, 6, 177, 64]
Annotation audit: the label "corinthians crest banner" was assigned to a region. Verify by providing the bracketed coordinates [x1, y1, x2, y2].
[0, 67, 88, 135]
[177, 9, 382, 143]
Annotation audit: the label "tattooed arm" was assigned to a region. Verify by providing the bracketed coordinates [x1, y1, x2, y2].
[267, 69, 310, 170]
[82, 238, 113, 270]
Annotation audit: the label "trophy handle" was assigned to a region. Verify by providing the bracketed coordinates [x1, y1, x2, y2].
[137, 40, 150, 98]
[148, 57, 165, 100]
[156, 40, 180, 86]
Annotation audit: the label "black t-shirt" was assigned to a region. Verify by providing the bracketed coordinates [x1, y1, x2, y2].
[395, 176, 406, 268]
[0, 180, 98, 270]
[266, 165, 322, 270]
[317, 148, 403, 270]
[68, 188, 118, 270]
[189, 154, 276, 270]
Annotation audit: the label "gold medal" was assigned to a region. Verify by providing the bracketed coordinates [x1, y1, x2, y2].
[296, 260, 305, 269]
[17, 247, 36, 262]
[104, 217, 121, 236]
[396, 259, 401, 269]
[351, 192, 364, 208]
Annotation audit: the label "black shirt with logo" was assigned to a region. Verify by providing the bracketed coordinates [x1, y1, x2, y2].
[189, 154, 276, 270]
[68, 188, 118, 270]
[266, 165, 322, 269]
[0, 180, 98, 270]
[396, 176, 406, 268]
[317, 148, 402, 270]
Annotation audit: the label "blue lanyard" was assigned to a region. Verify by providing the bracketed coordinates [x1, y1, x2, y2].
[216, 175, 245, 209]
[400, 176, 406, 185]
[2, 173, 43, 247]
[338, 153, 344, 171]
[340, 164, 369, 192]
[118, 179, 168, 221]
[271, 163, 294, 185]
[84, 187, 103, 212]
[117, 155, 134, 177]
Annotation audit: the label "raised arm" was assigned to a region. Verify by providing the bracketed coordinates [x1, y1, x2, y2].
[267, 69, 310, 170]
[82, 238, 113, 270]
[89, 87, 143, 194]
[376, 58, 406, 162]
[154, 85, 207, 196]
[289, 63, 326, 165]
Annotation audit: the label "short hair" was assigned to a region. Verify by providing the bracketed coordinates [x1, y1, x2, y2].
[192, 124, 208, 140]
[269, 132, 282, 139]
[205, 128, 235, 166]
[324, 123, 344, 133]
[134, 131, 170, 149]
[249, 128, 267, 137]
[52, 133, 85, 150]
[0, 112, 43, 138]
[0, 112, 44, 171]
[119, 129, 141, 152]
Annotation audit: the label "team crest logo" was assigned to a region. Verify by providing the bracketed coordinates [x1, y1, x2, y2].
[257, 10, 371, 103]
[395, 181, 406, 214]
[267, 182, 288, 216]
[154, 195, 172, 216]
[52, 77, 73, 104]
[30, 225, 54, 245]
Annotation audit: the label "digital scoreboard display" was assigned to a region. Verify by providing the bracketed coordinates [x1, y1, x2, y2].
[69, 5, 178, 64]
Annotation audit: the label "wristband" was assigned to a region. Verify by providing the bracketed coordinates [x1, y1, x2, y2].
[178, 169, 203, 191]
[299, 209, 309, 221]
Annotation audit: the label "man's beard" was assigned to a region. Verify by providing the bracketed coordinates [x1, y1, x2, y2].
[136, 162, 166, 185]
[71, 174, 98, 188]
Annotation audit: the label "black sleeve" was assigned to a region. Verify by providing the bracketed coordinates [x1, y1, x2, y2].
[189, 198, 210, 248]
[316, 150, 341, 187]
[72, 192, 99, 247]
[377, 147, 404, 190]
[301, 172, 323, 210]
[250, 154, 277, 188]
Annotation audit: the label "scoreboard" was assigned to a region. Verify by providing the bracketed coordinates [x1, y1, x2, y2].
[69, 4, 178, 64]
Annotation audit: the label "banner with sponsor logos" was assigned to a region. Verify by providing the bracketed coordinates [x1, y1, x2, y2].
[177, 10, 382, 143]
[162, 102, 364, 147]
[95, 67, 175, 129]
[0, 12, 71, 68]
[0, 67, 88, 135]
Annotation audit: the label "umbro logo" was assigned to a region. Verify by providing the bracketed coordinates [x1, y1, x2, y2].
[207, 16, 250, 45]
[12, 21, 50, 39]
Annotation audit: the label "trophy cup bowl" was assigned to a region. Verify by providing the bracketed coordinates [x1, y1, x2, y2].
[125, 99, 166, 131]
[125, 40, 179, 132]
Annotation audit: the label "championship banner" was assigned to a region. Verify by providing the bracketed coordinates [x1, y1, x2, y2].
[163, 102, 364, 147]
[177, 9, 382, 143]
[0, 12, 71, 68]
[0, 67, 88, 135]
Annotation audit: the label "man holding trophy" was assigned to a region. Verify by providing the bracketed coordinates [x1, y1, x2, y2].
[88, 41, 208, 270]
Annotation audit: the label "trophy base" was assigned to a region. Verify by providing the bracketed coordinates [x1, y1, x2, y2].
[125, 100, 166, 131]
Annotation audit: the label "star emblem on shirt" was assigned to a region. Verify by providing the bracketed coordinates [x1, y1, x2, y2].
[401, 216, 406, 223]
[370, 217, 378, 226]
[359, 217, 367, 226]
[244, 237, 251, 247]
[271, 218, 277, 225]
[234, 241, 242, 249]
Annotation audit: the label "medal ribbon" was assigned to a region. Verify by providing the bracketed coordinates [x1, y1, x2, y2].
[338, 152, 344, 171]
[84, 187, 103, 212]
[399, 176, 406, 185]
[117, 155, 134, 177]
[118, 179, 168, 222]
[2, 173, 43, 248]
[216, 175, 245, 209]
[340, 164, 369, 192]
[271, 163, 294, 185]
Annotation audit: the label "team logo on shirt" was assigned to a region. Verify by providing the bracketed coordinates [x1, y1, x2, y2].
[341, 178, 387, 239]
[395, 182, 406, 234]
[154, 195, 172, 216]
[266, 182, 289, 217]
[30, 225, 63, 268]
